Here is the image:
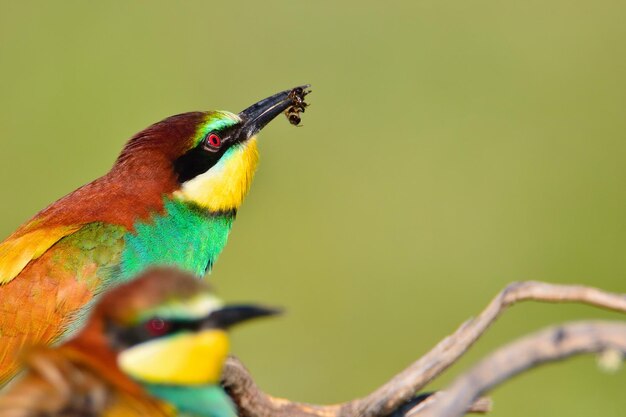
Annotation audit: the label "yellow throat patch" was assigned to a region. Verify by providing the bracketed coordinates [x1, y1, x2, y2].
[118, 329, 229, 385]
[174, 138, 259, 212]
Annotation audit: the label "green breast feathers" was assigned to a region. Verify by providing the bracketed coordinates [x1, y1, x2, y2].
[121, 199, 234, 279]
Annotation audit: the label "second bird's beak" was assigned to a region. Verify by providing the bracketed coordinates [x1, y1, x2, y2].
[237, 85, 310, 140]
[202, 304, 282, 329]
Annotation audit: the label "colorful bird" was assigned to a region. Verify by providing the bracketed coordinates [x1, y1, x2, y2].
[0, 86, 310, 384]
[0, 267, 279, 417]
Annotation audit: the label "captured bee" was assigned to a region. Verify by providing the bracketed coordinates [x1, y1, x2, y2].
[285, 86, 311, 126]
[285, 108, 302, 126]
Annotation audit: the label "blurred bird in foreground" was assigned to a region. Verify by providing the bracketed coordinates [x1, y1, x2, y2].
[0, 86, 310, 383]
[0, 267, 279, 417]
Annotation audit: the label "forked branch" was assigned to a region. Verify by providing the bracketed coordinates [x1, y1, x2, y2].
[415, 321, 626, 417]
[221, 281, 626, 417]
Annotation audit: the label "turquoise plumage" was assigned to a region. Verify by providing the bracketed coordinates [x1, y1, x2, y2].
[122, 199, 234, 278]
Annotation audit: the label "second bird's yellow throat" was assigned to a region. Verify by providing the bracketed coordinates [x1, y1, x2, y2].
[118, 329, 229, 385]
[175, 138, 259, 212]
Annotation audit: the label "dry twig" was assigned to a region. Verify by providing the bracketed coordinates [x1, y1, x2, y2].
[222, 358, 491, 417]
[416, 321, 626, 417]
[221, 282, 626, 417]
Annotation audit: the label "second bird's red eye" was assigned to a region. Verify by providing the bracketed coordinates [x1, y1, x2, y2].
[206, 133, 221, 148]
[145, 318, 171, 337]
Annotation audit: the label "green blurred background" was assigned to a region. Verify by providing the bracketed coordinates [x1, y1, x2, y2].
[1, 1, 625, 415]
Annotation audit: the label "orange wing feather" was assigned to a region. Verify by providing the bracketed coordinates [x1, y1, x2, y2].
[0, 226, 81, 285]
[0, 221, 127, 384]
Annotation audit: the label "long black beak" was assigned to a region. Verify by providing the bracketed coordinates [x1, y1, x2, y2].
[202, 304, 282, 330]
[237, 85, 311, 139]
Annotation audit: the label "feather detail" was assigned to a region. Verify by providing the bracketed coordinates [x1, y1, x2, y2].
[0, 226, 81, 285]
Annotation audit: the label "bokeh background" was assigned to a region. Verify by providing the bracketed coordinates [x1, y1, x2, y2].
[1, 1, 626, 415]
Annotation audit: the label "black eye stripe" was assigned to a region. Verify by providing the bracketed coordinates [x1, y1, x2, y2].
[106, 317, 206, 349]
[174, 130, 233, 183]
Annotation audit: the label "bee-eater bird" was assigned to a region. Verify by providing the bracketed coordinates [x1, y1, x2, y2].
[0, 267, 278, 417]
[0, 85, 310, 384]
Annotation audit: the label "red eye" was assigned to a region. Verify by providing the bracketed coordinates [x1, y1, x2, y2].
[206, 133, 221, 149]
[145, 318, 171, 337]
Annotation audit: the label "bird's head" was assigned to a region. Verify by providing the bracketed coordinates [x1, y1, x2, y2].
[91, 267, 279, 386]
[113, 85, 310, 213]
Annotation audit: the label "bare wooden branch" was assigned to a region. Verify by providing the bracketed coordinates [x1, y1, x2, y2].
[221, 282, 626, 417]
[222, 357, 490, 417]
[416, 321, 626, 417]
